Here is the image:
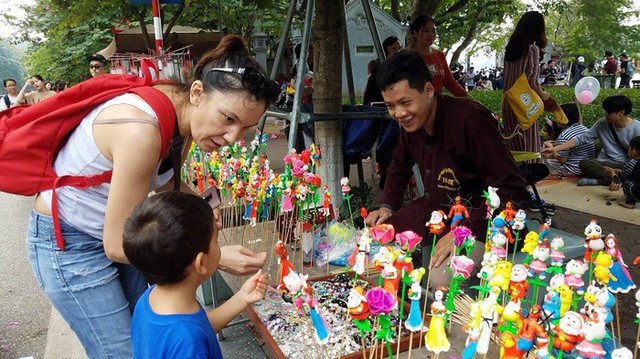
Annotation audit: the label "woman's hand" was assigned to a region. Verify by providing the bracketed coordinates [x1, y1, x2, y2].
[430, 232, 454, 269]
[218, 245, 267, 276]
[239, 269, 268, 305]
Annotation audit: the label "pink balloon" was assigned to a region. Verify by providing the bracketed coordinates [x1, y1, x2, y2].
[578, 90, 593, 104]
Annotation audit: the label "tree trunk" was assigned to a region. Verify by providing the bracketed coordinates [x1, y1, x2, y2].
[137, 6, 152, 51]
[314, 0, 344, 208]
[163, 0, 186, 49]
[449, 13, 480, 65]
[391, 0, 401, 21]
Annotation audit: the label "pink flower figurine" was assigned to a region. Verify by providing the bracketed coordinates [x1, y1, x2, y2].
[451, 255, 474, 279]
[396, 230, 422, 253]
[365, 287, 397, 315]
[452, 226, 473, 247]
[369, 224, 395, 245]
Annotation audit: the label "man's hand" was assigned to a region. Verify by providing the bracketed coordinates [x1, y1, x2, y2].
[430, 232, 454, 269]
[218, 245, 267, 276]
[365, 208, 393, 227]
[239, 269, 268, 305]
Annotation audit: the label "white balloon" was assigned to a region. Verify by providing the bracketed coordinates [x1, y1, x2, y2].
[574, 77, 601, 104]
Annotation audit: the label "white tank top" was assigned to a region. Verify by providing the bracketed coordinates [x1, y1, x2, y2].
[40, 94, 173, 240]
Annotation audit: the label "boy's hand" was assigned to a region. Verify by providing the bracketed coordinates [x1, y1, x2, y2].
[541, 147, 557, 158]
[239, 269, 268, 305]
[218, 245, 267, 276]
[603, 166, 620, 176]
[609, 182, 621, 191]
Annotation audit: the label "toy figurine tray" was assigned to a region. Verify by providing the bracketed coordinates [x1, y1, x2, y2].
[245, 273, 422, 359]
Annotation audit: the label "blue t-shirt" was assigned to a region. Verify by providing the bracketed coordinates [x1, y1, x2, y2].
[131, 285, 223, 359]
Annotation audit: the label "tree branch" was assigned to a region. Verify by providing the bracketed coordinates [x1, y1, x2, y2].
[137, 5, 152, 51]
[163, 0, 186, 48]
[435, 0, 472, 20]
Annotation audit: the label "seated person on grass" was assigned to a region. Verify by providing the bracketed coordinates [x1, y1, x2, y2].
[542, 103, 595, 177]
[123, 192, 268, 358]
[604, 136, 640, 209]
[543, 95, 640, 186]
[364, 50, 528, 289]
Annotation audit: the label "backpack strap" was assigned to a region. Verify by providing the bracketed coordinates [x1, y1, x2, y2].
[3, 95, 10, 109]
[607, 123, 628, 153]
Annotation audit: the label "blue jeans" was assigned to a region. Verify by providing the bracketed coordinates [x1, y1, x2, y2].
[27, 211, 147, 358]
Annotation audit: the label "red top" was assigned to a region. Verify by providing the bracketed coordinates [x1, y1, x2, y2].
[419, 50, 468, 97]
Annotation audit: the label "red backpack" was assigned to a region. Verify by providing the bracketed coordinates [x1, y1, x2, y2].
[0, 67, 177, 249]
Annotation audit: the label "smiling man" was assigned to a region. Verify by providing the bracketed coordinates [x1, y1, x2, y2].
[365, 51, 527, 288]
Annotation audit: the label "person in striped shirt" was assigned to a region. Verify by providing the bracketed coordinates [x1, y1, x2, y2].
[543, 103, 594, 176]
[605, 136, 640, 208]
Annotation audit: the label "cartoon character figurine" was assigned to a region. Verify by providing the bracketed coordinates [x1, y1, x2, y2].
[512, 209, 527, 231]
[404, 268, 427, 332]
[448, 195, 470, 229]
[509, 264, 530, 300]
[604, 234, 636, 293]
[521, 231, 540, 263]
[348, 230, 372, 275]
[517, 305, 549, 352]
[538, 218, 552, 244]
[478, 251, 500, 281]
[483, 186, 500, 219]
[611, 347, 634, 359]
[490, 232, 509, 260]
[584, 219, 604, 262]
[425, 287, 451, 354]
[281, 187, 294, 212]
[347, 287, 372, 333]
[373, 247, 398, 295]
[340, 177, 351, 196]
[427, 210, 447, 235]
[593, 251, 617, 286]
[304, 284, 331, 344]
[275, 240, 295, 291]
[575, 318, 606, 359]
[283, 271, 307, 317]
[464, 286, 502, 357]
[320, 184, 331, 217]
[556, 284, 574, 317]
[565, 259, 589, 294]
[500, 201, 517, 224]
[553, 311, 584, 354]
[550, 237, 565, 267]
[529, 243, 550, 280]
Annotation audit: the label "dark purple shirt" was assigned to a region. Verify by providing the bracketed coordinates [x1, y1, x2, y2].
[605, 58, 617, 75]
[381, 94, 527, 241]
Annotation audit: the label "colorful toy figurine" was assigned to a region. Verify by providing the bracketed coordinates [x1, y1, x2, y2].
[542, 289, 562, 324]
[575, 318, 606, 359]
[517, 305, 549, 352]
[340, 176, 351, 196]
[512, 209, 527, 231]
[489, 261, 513, 291]
[521, 231, 540, 263]
[593, 251, 617, 286]
[611, 347, 633, 359]
[427, 210, 447, 235]
[348, 230, 372, 275]
[283, 271, 307, 317]
[483, 186, 500, 219]
[556, 284, 574, 317]
[550, 236, 566, 267]
[500, 201, 517, 224]
[304, 282, 331, 344]
[448, 195, 470, 229]
[538, 218, 552, 244]
[529, 243, 550, 280]
[490, 232, 509, 260]
[404, 268, 427, 332]
[584, 219, 604, 262]
[320, 184, 331, 217]
[466, 286, 502, 357]
[553, 310, 584, 355]
[275, 240, 295, 291]
[500, 297, 523, 334]
[425, 287, 451, 354]
[281, 186, 294, 212]
[347, 286, 372, 333]
[501, 332, 525, 359]
[604, 234, 636, 293]
[478, 251, 500, 281]
[565, 259, 589, 294]
[509, 264, 530, 301]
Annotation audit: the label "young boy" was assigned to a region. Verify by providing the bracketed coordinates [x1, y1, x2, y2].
[605, 136, 640, 208]
[123, 192, 268, 358]
[543, 103, 594, 177]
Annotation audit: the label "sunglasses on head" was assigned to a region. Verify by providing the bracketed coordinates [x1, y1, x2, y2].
[209, 67, 279, 102]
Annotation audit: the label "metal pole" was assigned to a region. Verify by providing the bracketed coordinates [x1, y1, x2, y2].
[217, 0, 223, 32]
[287, 0, 315, 151]
[151, 0, 164, 61]
[270, 0, 298, 81]
[342, 2, 356, 106]
[360, 0, 385, 62]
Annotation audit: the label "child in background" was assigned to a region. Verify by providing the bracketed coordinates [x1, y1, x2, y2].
[605, 136, 640, 208]
[541, 118, 561, 143]
[543, 103, 594, 177]
[124, 192, 268, 358]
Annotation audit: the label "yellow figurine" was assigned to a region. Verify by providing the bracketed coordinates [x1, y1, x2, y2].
[425, 287, 451, 354]
[556, 284, 573, 317]
[521, 231, 539, 256]
[489, 261, 513, 291]
[594, 251, 618, 286]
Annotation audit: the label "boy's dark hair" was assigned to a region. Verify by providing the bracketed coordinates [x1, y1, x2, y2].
[123, 192, 214, 285]
[602, 95, 632, 116]
[3, 79, 16, 87]
[377, 50, 433, 92]
[32, 75, 44, 82]
[560, 103, 581, 126]
[620, 53, 628, 59]
[629, 136, 640, 152]
[605, 51, 613, 57]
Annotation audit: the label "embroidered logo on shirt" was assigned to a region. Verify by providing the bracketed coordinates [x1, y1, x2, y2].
[427, 64, 444, 77]
[437, 168, 460, 191]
